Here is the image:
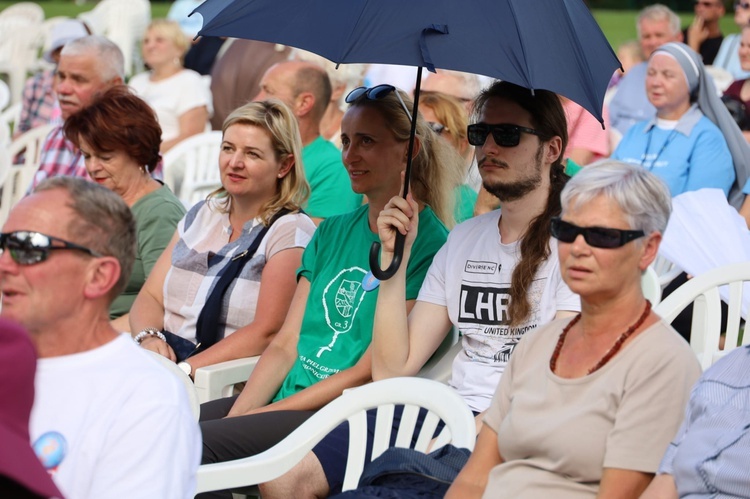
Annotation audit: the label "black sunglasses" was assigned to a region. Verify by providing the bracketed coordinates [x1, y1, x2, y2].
[550, 218, 645, 249]
[467, 123, 542, 147]
[0, 231, 102, 265]
[345, 85, 413, 122]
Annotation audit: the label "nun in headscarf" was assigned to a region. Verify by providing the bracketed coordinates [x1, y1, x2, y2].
[612, 42, 750, 209]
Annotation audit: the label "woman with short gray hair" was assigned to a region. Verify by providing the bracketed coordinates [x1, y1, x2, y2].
[449, 160, 701, 498]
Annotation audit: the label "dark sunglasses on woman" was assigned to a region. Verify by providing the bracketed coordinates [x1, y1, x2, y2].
[345, 84, 412, 122]
[0, 231, 102, 265]
[550, 217, 645, 249]
[467, 123, 542, 147]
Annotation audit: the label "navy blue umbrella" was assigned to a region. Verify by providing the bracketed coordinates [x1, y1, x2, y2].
[193, 0, 621, 278]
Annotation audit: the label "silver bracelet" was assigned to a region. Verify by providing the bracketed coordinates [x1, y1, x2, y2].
[133, 328, 167, 345]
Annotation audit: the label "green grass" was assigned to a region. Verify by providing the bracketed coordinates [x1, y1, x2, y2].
[0, 2, 741, 56]
[0, 1, 170, 20]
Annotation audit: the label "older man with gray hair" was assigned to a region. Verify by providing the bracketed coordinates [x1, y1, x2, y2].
[0, 177, 200, 498]
[30, 35, 125, 190]
[609, 4, 683, 138]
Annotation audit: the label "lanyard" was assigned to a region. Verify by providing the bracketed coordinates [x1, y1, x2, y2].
[641, 127, 678, 170]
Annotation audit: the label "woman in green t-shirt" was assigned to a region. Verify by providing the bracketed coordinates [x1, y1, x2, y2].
[197, 85, 464, 491]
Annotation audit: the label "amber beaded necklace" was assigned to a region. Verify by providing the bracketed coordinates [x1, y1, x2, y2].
[549, 300, 652, 375]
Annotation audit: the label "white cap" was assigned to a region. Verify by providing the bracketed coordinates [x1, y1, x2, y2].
[44, 19, 89, 63]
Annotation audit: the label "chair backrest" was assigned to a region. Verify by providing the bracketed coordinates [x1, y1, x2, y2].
[654, 261, 750, 370]
[162, 131, 223, 207]
[79, 0, 150, 76]
[0, 101, 21, 136]
[0, 20, 43, 104]
[641, 266, 662, 307]
[195, 377, 476, 494]
[143, 350, 200, 421]
[651, 254, 682, 290]
[0, 124, 55, 226]
[0, 79, 9, 112]
[0, 3, 44, 24]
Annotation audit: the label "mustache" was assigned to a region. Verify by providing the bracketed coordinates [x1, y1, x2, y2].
[477, 157, 509, 169]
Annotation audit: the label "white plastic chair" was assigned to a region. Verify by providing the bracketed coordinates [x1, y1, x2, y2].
[0, 101, 21, 136]
[194, 327, 461, 405]
[195, 377, 476, 494]
[0, 3, 44, 24]
[194, 356, 260, 405]
[651, 254, 682, 290]
[0, 20, 43, 104]
[654, 261, 750, 370]
[0, 124, 55, 226]
[641, 266, 662, 307]
[162, 130, 222, 207]
[144, 350, 200, 421]
[78, 0, 150, 76]
[0, 79, 9, 112]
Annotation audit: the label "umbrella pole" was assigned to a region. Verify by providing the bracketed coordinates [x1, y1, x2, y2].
[369, 67, 423, 281]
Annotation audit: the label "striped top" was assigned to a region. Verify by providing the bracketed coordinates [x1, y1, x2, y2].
[658, 345, 750, 496]
[163, 199, 316, 343]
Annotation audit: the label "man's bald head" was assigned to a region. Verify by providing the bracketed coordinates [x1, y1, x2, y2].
[256, 60, 332, 124]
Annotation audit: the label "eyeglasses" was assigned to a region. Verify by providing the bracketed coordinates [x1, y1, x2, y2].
[735, 1, 750, 9]
[550, 218, 645, 249]
[345, 85, 413, 122]
[467, 123, 542, 147]
[0, 231, 102, 265]
[428, 122, 447, 135]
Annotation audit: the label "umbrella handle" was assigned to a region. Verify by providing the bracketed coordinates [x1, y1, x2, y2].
[369, 232, 405, 281]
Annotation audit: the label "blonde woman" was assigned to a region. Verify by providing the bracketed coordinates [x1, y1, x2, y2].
[130, 100, 315, 378]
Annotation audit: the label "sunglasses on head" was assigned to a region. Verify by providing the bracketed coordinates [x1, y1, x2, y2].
[467, 123, 542, 147]
[735, 0, 750, 9]
[0, 231, 102, 265]
[345, 85, 413, 123]
[550, 218, 645, 249]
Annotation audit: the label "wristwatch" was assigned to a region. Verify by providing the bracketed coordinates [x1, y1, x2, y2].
[177, 361, 193, 379]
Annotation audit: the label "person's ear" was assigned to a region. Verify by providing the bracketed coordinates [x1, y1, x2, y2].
[295, 91, 315, 118]
[544, 136, 563, 164]
[402, 136, 421, 163]
[277, 154, 294, 179]
[638, 231, 662, 271]
[83, 257, 121, 300]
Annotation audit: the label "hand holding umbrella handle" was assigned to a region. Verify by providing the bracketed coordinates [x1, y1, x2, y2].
[369, 233, 405, 281]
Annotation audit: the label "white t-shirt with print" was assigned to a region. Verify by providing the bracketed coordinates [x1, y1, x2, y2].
[418, 210, 580, 412]
[30, 335, 201, 499]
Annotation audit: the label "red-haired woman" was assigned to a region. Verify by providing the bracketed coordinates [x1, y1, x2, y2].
[63, 85, 186, 330]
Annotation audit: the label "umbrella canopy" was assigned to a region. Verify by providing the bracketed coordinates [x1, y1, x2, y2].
[194, 0, 619, 124]
[194, 0, 620, 278]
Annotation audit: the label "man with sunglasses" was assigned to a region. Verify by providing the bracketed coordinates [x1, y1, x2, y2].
[258, 80, 581, 499]
[255, 60, 362, 224]
[683, 0, 725, 65]
[0, 177, 201, 498]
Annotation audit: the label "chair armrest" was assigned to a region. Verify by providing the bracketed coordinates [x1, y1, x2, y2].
[193, 356, 260, 404]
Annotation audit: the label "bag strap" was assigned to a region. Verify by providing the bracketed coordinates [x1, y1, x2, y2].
[194, 208, 293, 351]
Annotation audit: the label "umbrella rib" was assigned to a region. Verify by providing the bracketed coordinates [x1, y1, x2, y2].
[505, 0, 533, 90]
[556, 1, 610, 124]
[336, 0, 371, 63]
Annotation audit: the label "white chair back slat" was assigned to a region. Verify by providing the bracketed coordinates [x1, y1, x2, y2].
[371, 404, 395, 460]
[195, 378, 475, 494]
[654, 262, 750, 370]
[393, 404, 420, 450]
[413, 410, 441, 453]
